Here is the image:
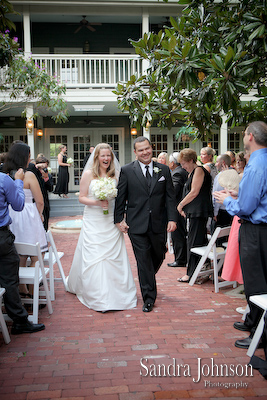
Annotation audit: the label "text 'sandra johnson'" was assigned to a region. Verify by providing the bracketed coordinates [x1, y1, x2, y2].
[140, 357, 253, 383]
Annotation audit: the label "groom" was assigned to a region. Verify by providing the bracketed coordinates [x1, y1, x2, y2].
[114, 136, 177, 312]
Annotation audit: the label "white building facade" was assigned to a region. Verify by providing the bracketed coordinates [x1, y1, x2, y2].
[1, 0, 244, 190]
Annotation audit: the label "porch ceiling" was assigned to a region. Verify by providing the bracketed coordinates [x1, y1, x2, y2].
[9, 0, 183, 24]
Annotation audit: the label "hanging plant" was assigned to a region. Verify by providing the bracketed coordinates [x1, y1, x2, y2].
[176, 126, 198, 142]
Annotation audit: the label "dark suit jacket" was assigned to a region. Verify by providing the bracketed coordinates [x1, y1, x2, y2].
[171, 165, 188, 204]
[114, 160, 177, 234]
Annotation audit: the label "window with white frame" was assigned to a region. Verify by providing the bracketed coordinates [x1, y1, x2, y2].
[73, 135, 92, 186]
[173, 134, 190, 151]
[151, 133, 168, 158]
[0, 134, 15, 152]
[101, 133, 119, 161]
[227, 131, 242, 153]
[202, 133, 219, 155]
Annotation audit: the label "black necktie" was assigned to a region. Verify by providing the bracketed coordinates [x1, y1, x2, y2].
[145, 165, 152, 188]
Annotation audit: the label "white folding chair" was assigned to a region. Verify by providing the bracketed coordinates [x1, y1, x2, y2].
[43, 231, 67, 299]
[189, 226, 237, 293]
[0, 288, 11, 344]
[247, 294, 267, 357]
[26, 231, 67, 300]
[15, 242, 53, 324]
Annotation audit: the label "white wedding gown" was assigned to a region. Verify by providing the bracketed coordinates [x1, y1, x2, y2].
[66, 179, 137, 311]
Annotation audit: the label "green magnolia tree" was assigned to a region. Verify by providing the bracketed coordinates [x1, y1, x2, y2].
[0, 0, 68, 123]
[1, 54, 68, 123]
[114, 0, 267, 139]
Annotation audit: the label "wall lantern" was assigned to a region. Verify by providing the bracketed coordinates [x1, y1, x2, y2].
[131, 128, 137, 136]
[37, 128, 43, 139]
[145, 121, 151, 131]
[26, 119, 34, 133]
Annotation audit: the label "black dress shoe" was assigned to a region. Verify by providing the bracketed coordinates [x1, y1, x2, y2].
[235, 336, 252, 349]
[142, 303, 154, 312]
[235, 334, 263, 349]
[11, 320, 45, 335]
[233, 321, 251, 332]
[167, 262, 186, 268]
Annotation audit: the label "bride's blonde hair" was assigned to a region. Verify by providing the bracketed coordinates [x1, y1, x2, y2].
[91, 143, 116, 178]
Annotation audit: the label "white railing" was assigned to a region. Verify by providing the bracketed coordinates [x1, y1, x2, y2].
[32, 54, 142, 88]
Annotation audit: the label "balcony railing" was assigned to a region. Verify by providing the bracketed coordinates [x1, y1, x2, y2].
[32, 54, 142, 88]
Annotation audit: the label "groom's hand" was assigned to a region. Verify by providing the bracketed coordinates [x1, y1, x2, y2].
[167, 221, 177, 232]
[116, 220, 129, 234]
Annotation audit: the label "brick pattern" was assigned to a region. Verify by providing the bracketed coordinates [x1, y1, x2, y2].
[0, 216, 266, 399]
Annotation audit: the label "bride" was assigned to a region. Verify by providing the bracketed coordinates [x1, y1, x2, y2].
[66, 143, 137, 311]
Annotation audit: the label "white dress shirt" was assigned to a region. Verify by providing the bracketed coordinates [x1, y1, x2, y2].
[138, 161, 153, 177]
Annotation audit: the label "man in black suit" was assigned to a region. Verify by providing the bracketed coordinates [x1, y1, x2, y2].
[82, 146, 95, 169]
[114, 137, 177, 312]
[167, 152, 188, 268]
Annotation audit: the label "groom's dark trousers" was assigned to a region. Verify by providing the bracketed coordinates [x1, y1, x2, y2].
[114, 160, 177, 305]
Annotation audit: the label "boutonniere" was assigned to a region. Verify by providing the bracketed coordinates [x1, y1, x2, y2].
[153, 166, 161, 174]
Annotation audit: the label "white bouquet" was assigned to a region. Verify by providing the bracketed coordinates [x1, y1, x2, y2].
[47, 167, 52, 173]
[67, 157, 74, 165]
[91, 177, 118, 214]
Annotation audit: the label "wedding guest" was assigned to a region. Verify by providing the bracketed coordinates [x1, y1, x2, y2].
[54, 145, 70, 198]
[157, 152, 169, 166]
[5, 143, 48, 297]
[214, 121, 267, 350]
[225, 150, 236, 169]
[167, 152, 188, 268]
[220, 155, 250, 310]
[212, 154, 233, 232]
[215, 169, 242, 281]
[115, 137, 177, 312]
[177, 148, 213, 282]
[200, 147, 217, 184]
[0, 152, 7, 172]
[0, 165, 45, 334]
[235, 151, 246, 177]
[82, 146, 95, 169]
[67, 143, 137, 312]
[221, 218, 243, 284]
[27, 154, 53, 231]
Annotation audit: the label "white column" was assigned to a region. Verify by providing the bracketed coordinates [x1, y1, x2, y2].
[143, 126, 150, 139]
[142, 10, 150, 75]
[23, 10, 35, 156]
[220, 115, 228, 154]
[142, 9, 149, 36]
[23, 8, 31, 58]
[142, 10, 150, 139]
[26, 106, 35, 157]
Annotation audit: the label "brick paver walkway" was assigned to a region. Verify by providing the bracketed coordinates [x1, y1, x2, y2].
[1, 216, 266, 399]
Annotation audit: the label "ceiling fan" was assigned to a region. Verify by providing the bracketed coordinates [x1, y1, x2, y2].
[84, 118, 105, 125]
[74, 16, 102, 33]
[75, 118, 105, 125]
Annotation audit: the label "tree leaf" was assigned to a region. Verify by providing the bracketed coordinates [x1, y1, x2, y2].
[182, 41, 191, 58]
[248, 24, 266, 42]
[170, 16, 179, 31]
[224, 46, 235, 69]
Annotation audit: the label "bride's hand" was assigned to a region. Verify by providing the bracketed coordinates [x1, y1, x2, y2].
[99, 199, 109, 209]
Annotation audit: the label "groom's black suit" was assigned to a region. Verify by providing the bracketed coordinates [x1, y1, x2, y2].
[114, 160, 177, 305]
